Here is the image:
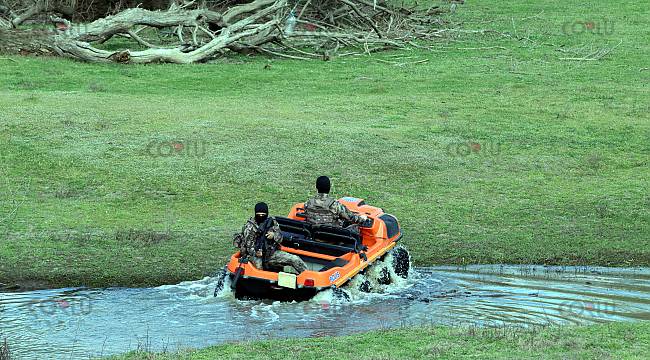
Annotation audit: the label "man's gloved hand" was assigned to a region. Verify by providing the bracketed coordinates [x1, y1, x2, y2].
[256, 250, 263, 257]
[266, 231, 275, 239]
[358, 214, 368, 222]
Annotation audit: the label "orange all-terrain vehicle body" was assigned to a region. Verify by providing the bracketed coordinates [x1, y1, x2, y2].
[224, 197, 403, 300]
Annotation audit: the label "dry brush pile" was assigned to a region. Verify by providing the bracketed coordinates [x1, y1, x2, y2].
[0, 0, 449, 63]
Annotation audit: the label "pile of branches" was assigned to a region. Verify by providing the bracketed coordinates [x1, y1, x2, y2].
[0, 0, 447, 63]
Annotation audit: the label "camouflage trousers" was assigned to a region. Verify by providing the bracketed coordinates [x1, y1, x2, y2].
[252, 250, 307, 274]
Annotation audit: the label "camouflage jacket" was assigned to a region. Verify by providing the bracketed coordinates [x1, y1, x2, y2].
[303, 193, 362, 226]
[233, 217, 283, 257]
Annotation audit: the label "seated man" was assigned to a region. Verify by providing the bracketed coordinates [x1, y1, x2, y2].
[234, 202, 307, 274]
[303, 176, 368, 229]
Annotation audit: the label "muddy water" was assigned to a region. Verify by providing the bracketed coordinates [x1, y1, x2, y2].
[1, 265, 650, 359]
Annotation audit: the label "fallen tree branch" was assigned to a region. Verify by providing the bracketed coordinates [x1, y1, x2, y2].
[72, 7, 227, 42]
[54, 8, 283, 63]
[559, 40, 622, 61]
[10, 1, 46, 27]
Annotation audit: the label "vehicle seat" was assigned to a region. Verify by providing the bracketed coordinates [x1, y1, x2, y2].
[311, 224, 359, 247]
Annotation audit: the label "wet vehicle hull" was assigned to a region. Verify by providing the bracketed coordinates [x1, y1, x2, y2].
[231, 274, 320, 301]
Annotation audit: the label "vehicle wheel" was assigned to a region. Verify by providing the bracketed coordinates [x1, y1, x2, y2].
[391, 246, 410, 279]
[377, 267, 391, 285]
[213, 268, 227, 297]
[332, 287, 350, 301]
[358, 279, 371, 293]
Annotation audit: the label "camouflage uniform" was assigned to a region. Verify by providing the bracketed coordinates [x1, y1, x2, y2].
[234, 217, 307, 274]
[303, 193, 364, 227]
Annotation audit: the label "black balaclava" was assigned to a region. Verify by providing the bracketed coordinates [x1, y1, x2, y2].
[254, 202, 269, 224]
[316, 176, 331, 194]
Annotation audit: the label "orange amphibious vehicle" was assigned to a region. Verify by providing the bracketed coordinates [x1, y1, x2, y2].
[221, 197, 407, 300]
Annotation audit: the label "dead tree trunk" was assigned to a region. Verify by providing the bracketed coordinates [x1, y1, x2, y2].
[1, 0, 288, 63]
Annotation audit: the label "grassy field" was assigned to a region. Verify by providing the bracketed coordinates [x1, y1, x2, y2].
[1, 0, 649, 288]
[109, 323, 650, 359]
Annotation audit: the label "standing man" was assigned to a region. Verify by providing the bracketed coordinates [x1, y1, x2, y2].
[303, 176, 368, 227]
[233, 202, 307, 274]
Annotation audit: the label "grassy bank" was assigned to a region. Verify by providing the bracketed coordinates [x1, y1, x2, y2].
[1, 0, 649, 288]
[109, 323, 650, 359]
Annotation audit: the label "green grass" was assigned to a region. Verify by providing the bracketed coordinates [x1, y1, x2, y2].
[109, 323, 650, 359]
[1, 0, 649, 288]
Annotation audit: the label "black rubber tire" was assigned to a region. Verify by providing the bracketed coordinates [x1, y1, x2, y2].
[332, 287, 351, 301]
[213, 268, 227, 297]
[358, 279, 371, 293]
[377, 267, 391, 285]
[391, 246, 410, 279]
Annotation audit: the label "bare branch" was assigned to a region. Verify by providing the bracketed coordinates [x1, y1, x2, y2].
[340, 0, 382, 38]
[127, 29, 160, 48]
